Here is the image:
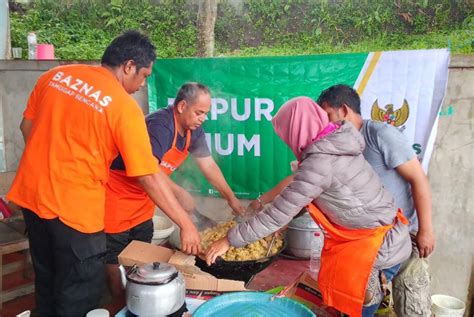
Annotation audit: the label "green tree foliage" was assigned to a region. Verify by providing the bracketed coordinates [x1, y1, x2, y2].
[215, 0, 473, 55]
[10, 0, 473, 60]
[10, 0, 199, 59]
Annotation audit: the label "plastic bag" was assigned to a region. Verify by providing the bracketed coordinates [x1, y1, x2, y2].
[392, 250, 431, 316]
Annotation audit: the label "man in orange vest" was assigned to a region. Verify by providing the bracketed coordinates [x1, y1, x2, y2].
[104, 82, 245, 303]
[9, 31, 201, 316]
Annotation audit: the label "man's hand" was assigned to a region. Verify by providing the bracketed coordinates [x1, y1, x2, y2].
[180, 226, 201, 255]
[137, 173, 201, 255]
[416, 229, 435, 258]
[228, 198, 245, 216]
[205, 237, 230, 266]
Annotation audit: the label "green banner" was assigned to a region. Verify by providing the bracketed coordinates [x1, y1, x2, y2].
[148, 54, 368, 199]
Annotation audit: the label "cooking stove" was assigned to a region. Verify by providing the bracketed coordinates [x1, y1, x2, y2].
[123, 303, 187, 317]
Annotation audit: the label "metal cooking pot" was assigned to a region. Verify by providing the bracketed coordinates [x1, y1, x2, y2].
[285, 211, 322, 259]
[119, 262, 185, 317]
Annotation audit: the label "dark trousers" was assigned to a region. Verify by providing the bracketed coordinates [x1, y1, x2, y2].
[105, 219, 153, 265]
[23, 209, 106, 317]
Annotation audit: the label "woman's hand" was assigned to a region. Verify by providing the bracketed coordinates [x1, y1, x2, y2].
[246, 199, 264, 215]
[205, 237, 231, 266]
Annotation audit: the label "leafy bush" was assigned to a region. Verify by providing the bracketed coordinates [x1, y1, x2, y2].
[215, 0, 473, 54]
[9, 0, 473, 59]
[10, 0, 199, 59]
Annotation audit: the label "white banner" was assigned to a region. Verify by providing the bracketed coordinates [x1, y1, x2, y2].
[354, 49, 450, 171]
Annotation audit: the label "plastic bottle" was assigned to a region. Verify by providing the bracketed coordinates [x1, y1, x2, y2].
[27, 32, 37, 60]
[309, 232, 323, 278]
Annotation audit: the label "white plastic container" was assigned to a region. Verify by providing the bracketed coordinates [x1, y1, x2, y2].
[309, 232, 323, 278]
[27, 32, 37, 60]
[86, 309, 109, 317]
[152, 215, 175, 245]
[431, 294, 465, 316]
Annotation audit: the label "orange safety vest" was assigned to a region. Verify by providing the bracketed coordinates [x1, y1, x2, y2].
[307, 203, 408, 317]
[104, 111, 191, 233]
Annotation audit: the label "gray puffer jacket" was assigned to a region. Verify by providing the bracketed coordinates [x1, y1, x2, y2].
[228, 121, 411, 269]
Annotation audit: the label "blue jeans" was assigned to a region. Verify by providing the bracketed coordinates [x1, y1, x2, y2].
[361, 263, 401, 317]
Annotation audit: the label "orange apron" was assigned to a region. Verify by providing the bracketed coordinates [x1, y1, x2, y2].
[307, 203, 408, 316]
[159, 111, 191, 175]
[104, 111, 191, 233]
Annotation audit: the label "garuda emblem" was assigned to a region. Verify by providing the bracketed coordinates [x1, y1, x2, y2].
[371, 99, 409, 127]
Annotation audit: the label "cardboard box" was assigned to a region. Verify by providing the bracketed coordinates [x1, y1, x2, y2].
[118, 240, 247, 294]
[284, 271, 343, 317]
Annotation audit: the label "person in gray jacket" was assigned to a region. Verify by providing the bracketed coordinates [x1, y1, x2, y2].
[318, 84, 434, 316]
[204, 97, 411, 317]
[245, 85, 434, 316]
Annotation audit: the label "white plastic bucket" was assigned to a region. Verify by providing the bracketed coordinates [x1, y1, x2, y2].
[431, 294, 465, 316]
[152, 215, 175, 245]
[86, 309, 109, 317]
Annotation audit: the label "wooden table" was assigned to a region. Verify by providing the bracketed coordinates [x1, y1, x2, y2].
[0, 218, 34, 308]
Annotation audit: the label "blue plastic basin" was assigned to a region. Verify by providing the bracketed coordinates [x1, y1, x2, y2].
[193, 291, 316, 317]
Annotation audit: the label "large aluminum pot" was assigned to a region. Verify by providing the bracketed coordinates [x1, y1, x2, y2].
[119, 262, 185, 317]
[285, 211, 322, 259]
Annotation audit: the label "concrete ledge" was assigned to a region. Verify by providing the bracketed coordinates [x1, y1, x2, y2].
[450, 55, 474, 68]
[0, 60, 98, 71]
[1, 54, 473, 71]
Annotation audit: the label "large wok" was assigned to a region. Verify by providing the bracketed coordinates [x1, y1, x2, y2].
[171, 211, 286, 283]
[195, 239, 287, 284]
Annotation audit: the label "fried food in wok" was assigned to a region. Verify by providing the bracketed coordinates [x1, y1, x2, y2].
[201, 220, 284, 261]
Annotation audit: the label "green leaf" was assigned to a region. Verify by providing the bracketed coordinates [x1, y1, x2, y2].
[111, 0, 123, 7]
